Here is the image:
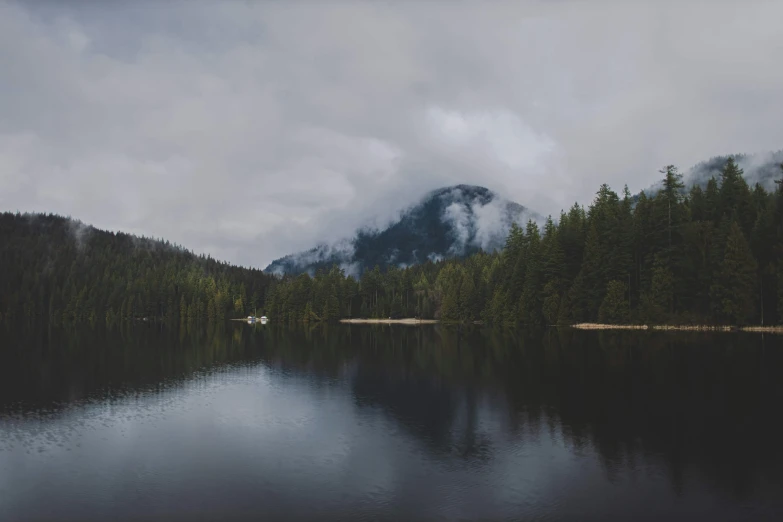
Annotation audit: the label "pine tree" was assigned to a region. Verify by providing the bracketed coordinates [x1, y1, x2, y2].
[413, 273, 430, 317]
[568, 271, 587, 323]
[598, 280, 630, 324]
[778, 262, 783, 325]
[710, 222, 758, 325]
[556, 290, 573, 325]
[541, 280, 561, 325]
[207, 297, 216, 323]
[641, 255, 674, 323]
[559, 203, 586, 284]
[322, 294, 340, 322]
[485, 287, 511, 324]
[751, 193, 778, 325]
[579, 225, 602, 320]
[541, 217, 566, 283]
[458, 269, 477, 322]
[680, 219, 715, 320]
[440, 290, 459, 321]
[633, 191, 654, 294]
[718, 157, 755, 236]
[519, 221, 543, 326]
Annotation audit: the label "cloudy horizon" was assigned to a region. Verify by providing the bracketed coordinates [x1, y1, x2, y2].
[2, 1, 782, 268]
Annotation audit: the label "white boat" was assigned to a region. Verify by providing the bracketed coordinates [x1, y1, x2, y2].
[260, 316, 268, 324]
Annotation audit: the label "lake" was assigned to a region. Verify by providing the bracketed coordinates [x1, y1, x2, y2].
[1, 323, 782, 521]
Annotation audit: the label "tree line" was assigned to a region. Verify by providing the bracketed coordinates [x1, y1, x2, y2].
[2, 159, 782, 327]
[268, 159, 783, 326]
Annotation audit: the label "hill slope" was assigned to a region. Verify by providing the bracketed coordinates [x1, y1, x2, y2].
[0, 212, 272, 325]
[265, 185, 543, 276]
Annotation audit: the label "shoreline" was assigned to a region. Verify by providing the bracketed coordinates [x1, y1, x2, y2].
[231, 318, 782, 333]
[572, 323, 783, 334]
[340, 318, 438, 325]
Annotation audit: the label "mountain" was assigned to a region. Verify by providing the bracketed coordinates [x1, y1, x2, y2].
[641, 150, 783, 197]
[265, 185, 543, 277]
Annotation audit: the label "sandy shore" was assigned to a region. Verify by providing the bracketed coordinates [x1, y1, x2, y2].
[741, 326, 783, 333]
[572, 323, 783, 333]
[340, 318, 438, 325]
[572, 323, 649, 330]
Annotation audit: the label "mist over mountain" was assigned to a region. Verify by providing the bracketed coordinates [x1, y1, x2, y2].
[265, 185, 542, 277]
[267, 150, 783, 278]
[643, 150, 783, 196]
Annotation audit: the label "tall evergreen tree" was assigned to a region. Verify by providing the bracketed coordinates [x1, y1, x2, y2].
[598, 280, 630, 324]
[519, 221, 544, 326]
[718, 157, 755, 236]
[578, 224, 603, 320]
[641, 255, 674, 323]
[710, 222, 758, 325]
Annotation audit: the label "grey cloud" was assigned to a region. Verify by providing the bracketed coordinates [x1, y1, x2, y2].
[1, 1, 782, 268]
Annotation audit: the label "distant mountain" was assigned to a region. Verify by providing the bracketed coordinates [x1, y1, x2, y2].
[642, 150, 783, 197]
[265, 185, 543, 277]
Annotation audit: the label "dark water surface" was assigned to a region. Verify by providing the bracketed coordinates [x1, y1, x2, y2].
[1, 323, 782, 521]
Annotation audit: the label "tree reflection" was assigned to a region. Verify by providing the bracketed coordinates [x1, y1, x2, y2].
[1, 321, 781, 500]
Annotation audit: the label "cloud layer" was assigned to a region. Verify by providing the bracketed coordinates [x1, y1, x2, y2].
[2, 1, 782, 267]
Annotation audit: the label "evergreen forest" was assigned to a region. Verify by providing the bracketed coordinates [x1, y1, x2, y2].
[2, 158, 783, 327]
[0, 214, 272, 326]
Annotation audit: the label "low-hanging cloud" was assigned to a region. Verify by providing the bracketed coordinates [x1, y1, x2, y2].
[2, 1, 783, 268]
[439, 187, 542, 256]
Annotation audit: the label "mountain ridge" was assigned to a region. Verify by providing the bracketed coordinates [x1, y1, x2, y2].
[264, 184, 542, 277]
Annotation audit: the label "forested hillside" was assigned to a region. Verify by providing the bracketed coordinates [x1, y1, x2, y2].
[3, 159, 782, 328]
[0, 213, 272, 326]
[267, 159, 783, 326]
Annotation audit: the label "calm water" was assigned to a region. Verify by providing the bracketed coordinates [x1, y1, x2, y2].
[1, 324, 782, 521]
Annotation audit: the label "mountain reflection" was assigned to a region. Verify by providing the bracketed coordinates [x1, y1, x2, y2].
[1, 322, 782, 501]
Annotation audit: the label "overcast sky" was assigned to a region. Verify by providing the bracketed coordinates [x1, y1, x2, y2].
[2, 1, 782, 268]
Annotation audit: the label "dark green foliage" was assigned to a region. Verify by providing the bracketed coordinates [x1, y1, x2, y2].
[519, 221, 544, 326]
[718, 158, 755, 236]
[598, 280, 630, 324]
[710, 222, 758, 325]
[641, 255, 674, 323]
[0, 213, 272, 326]
[5, 160, 783, 327]
[541, 280, 561, 325]
[778, 263, 783, 323]
[578, 224, 603, 320]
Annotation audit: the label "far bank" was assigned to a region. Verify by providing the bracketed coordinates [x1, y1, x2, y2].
[340, 318, 438, 325]
[572, 323, 783, 334]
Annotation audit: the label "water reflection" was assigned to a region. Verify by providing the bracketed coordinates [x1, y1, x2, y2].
[0, 322, 264, 411]
[256, 325, 783, 501]
[1, 323, 782, 520]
